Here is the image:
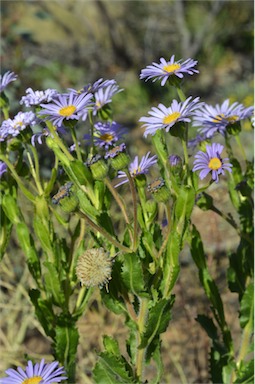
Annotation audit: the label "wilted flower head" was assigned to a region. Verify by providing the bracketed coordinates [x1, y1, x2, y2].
[39, 92, 93, 127]
[193, 99, 254, 138]
[139, 96, 200, 137]
[192, 143, 232, 183]
[140, 55, 199, 86]
[115, 151, 157, 187]
[20, 87, 59, 107]
[0, 71, 18, 92]
[0, 358, 67, 384]
[0, 111, 37, 139]
[76, 248, 113, 288]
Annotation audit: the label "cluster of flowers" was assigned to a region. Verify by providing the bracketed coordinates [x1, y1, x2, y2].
[0, 57, 253, 185]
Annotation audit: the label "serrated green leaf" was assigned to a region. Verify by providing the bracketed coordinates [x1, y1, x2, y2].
[149, 342, 164, 384]
[93, 352, 134, 384]
[68, 159, 93, 185]
[103, 335, 121, 356]
[121, 253, 145, 294]
[2, 193, 22, 224]
[196, 314, 218, 340]
[240, 283, 254, 329]
[161, 232, 181, 295]
[33, 214, 53, 254]
[76, 189, 98, 219]
[44, 261, 65, 306]
[140, 297, 174, 349]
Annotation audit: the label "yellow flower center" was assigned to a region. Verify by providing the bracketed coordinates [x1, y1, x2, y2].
[22, 377, 43, 384]
[163, 111, 181, 125]
[59, 105, 76, 117]
[14, 121, 23, 129]
[132, 167, 141, 176]
[212, 113, 225, 123]
[208, 157, 222, 170]
[226, 115, 238, 124]
[163, 63, 181, 73]
[100, 133, 114, 142]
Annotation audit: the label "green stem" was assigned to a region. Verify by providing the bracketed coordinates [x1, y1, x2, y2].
[70, 126, 82, 161]
[136, 297, 149, 382]
[26, 149, 44, 195]
[0, 154, 35, 202]
[46, 122, 74, 161]
[137, 186, 149, 228]
[126, 170, 138, 251]
[176, 86, 186, 102]
[88, 110, 95, 157]
[235, 134, 247, 162]
[77, 211, 133, 254]
[157, 202, 171, 259]
[73, 286, 93, 318]
[105, 177, 133, 242]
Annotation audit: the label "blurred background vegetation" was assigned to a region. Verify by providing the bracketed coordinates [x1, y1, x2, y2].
[1, 0, 254, 382]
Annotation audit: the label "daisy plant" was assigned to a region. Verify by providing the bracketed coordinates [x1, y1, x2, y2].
[0, 56, 253, 384]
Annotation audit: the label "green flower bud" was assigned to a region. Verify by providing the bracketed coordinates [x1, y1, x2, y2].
[105, 144, 130, 171]
[147, 178, 171, 203]
[52, 182, 78, 213]
[86, 154, 109, 180]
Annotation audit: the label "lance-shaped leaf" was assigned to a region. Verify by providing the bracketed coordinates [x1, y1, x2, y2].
[175, 185, 195, 236]
[160, 232, 181, 296]
[2, 193, 22, 224]
[239, 283, 254, 329]
[68, 159, 93, 186]
[76, 189, 98, 220]
[16, 222, 41, 283]
[55, 323, 79, 382]
[139, 297, 175, 349]
[33, 214, 53, 255]
[121, 253, 145, 295]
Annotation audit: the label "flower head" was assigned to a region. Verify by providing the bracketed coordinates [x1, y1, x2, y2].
[93, 84, 122, 115]
[193, 99, 254, 138]
[85, 121, 127, 149]
[140, 96, 200, 137]
[192, 143, 232, 183]
[140, 55, 199, 86]
[1, 111, 37, 139]
[0, 358, 67, 384]
[0, 71, 18, 92]
[115, 152, 157, 187]
[39, 92, 93, 127]
[76, 248, 113, 288]
[20, 87, 59, 107]
[69, 78, 116, 95]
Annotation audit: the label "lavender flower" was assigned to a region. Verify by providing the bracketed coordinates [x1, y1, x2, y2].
[0, 71, 18, 92]
[86, 121, 127, 150]
[192, 143, 232, 183]
[39, 92, 93, 127]
[193, 99, 254, 138]
[0, 161, 7, 177]
[20, 87, 59, 107]
[31, 126, 66, 146]
[93, 84, 122, 115]
[140, 55, 199, 86]
[187, 134, 206, 149]
[0, 358, 67, 384]
[69, 78, 116, 95]
[115, 152, 157, 187]
[1, 111, 37, 139]
[139, 96, 200, 137]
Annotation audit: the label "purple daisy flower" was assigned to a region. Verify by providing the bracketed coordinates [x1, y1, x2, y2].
[20, 87, 59, 107]
[139, 96, 200, 137]
[115, 152, 157, 187]
[140, 55, 199, 86]
[0, 358, 67, 384]
[93, 84, 122, 115]
[69, 78, 116, 95]
[192, 143, 232, 183]
[0, 161, 7, 178]
[39, 92, 93, 127]
[85, 121, 127, 150]
[1, 111, 37, 139]
[187, 134, 206, 149]
[0, 71, 18, 92]
[193, 99, 254, 138]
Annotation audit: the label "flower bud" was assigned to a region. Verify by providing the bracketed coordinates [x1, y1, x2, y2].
[147, 178, 171, 203]
[76, 248, 113, 288]
[105, 143, 130, 171]
[86, 154, 109, 180]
